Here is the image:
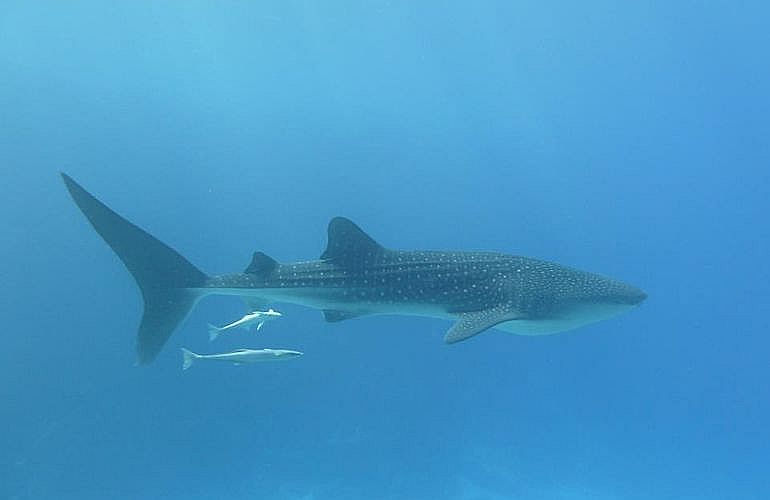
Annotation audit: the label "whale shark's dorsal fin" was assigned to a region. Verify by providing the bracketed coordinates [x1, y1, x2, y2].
[321, 217, 384, 263]
[245, 251, 278, 276]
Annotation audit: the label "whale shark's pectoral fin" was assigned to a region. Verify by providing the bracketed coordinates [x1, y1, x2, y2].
[444, 307, 523, 344]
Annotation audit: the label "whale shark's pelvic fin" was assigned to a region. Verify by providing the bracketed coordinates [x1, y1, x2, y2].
[62, 173, 208, 364]
[322, 309, 364, 322]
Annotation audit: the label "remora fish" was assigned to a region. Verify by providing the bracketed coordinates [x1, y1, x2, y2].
[181, 348, 302, 370]
[208, 309, 282, 341]
[62, 174, 647, 365]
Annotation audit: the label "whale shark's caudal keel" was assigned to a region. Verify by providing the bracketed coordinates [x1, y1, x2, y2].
[62, 174, 647, 365]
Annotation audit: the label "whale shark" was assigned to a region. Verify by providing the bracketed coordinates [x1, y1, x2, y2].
[61, 173, 647, 364]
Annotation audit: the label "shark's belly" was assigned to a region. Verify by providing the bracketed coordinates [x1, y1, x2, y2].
[211, 287, 456, 319]
[494, 302, 636, 336]
[493, 318, 587, 336]
[204, 287, 636, 337]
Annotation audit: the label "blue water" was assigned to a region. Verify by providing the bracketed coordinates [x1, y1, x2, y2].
[2, 1, 769, 498]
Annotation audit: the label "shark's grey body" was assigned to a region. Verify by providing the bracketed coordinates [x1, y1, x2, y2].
[62, 174, 646, 364]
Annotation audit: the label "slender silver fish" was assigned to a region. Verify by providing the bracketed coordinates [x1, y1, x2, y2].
[181, 347, 302, 370]
[208, 309, 283, 341]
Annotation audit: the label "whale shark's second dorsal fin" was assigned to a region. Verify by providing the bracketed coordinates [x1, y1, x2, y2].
[245, 251, 278, 276]
[321, 217, 384, 264]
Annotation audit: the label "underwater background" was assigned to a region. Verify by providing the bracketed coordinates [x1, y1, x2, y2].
[1, 1, 768, 499]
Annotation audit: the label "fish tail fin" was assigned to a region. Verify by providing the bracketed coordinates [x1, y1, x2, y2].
[62, 173, 209, 364]
[207, 324, 221, 342]
[181, 348, 198, 370]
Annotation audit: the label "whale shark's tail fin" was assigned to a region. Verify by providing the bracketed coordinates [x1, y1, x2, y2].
[61, 173, 209, 365]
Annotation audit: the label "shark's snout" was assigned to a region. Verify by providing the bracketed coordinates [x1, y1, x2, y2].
[599, 280, 647, 307]
[634, 289, 648, 304]
[621, 285, 647, 306]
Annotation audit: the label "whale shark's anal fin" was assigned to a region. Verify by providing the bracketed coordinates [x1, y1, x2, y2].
[61, 173, 208, 364]
[241, 296, 270, 313]
[444, 306, 523, 344]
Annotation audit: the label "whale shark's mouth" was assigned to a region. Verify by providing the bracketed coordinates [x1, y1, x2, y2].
[494, 301, 641, 336]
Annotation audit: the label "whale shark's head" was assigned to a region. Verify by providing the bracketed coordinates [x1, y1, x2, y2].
[555, 276, 647, 330]
[596, 280, 647, 306]
[496, 268, 647, 337]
